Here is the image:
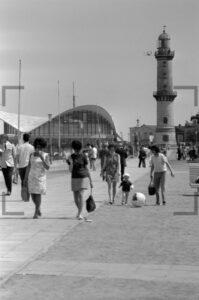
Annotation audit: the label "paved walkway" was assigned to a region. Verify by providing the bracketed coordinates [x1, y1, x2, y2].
[1, 157, 199, 299]
[0, 157, 148, 285]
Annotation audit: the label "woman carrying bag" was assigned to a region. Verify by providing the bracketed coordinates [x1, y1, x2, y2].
[86, 188, 96, 213]
[150, 145, 174, 205]
[68, 140, 93, 222]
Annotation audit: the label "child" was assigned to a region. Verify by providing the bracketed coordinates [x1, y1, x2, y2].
[119, 173, 134, 205]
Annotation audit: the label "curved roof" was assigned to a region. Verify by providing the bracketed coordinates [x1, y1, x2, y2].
[0, 105, 116, 134]
[54, 104, 116, 131]
[0, 111, 48, 132]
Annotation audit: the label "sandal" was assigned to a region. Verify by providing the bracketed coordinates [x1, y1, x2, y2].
[84, 217, 92, 222]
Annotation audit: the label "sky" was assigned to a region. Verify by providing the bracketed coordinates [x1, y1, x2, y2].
[0, 0, 198, 139]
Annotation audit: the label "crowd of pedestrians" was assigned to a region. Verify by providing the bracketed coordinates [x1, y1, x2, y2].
[0, 134, 180, 220]
[177, 144, 198, 161]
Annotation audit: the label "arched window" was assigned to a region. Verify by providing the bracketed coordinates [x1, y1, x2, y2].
[163, 117, 168, 124]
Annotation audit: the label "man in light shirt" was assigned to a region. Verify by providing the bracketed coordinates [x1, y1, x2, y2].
[16, 133, 34, 186]
[91, 144, 98, 171]
[150, 145, 174, 206]
[0, 134, 16, 195]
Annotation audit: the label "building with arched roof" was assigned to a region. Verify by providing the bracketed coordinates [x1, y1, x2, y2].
[0, 105, 118, 152]
[30, 105, 117, 151]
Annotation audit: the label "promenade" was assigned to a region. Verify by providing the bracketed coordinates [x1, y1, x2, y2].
[1, 156, 199, 299]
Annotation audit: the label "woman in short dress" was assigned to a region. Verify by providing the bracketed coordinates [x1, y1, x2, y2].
[25, 137, 50, 219]
[101, 143, 120, 204]
[68, 140, 93, 221]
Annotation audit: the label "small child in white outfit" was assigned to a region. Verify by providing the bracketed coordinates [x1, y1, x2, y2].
[119, 173, 134, 205]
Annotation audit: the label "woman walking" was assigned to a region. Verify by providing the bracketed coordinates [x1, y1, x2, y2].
[101, 143, 120, 204]
[150, 145, 174, 205]
[25, 137, 50, 219]
[68, 140, 93, 221]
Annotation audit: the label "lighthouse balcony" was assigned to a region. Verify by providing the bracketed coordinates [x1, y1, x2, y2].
[153, 91, 177, 98]
[155, 50, 174, 59]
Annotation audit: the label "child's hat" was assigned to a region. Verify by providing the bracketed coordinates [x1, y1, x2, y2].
[123, 173, 130, 178]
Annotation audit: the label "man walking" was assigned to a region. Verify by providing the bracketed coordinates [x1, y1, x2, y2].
[0, 134, 16, 195]
[138, 145, 147, 168]
[16, 133, 34, 186]
[116, 144, 128, 181]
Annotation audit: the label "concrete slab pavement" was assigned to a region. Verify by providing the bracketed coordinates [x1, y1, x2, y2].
[2, 158, 199, 299]
[0, 156, 148, 285]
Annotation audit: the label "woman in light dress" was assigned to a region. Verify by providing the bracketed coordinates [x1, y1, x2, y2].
[101, 143, 120, 204]
[25, 137, 50, 219]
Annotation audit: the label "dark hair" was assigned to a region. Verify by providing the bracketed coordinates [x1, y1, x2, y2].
[108, 143, 115, 150]
[150, 145, 160, 153]
[2, 134, 8, 141]
[33, 137, 47, 149]
[71, 140, 82, 151]
[23, 133, 30, 142]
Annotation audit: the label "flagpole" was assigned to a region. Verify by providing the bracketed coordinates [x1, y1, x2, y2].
[58, 80, 61, 153]
[18, 59, 21, 141]
[73, 81, 75, 108]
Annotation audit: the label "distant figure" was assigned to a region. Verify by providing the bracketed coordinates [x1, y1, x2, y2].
[189, 146, 197, 161]
[24, 138, 50, 219]
[182, 146, 187, 160]
[90, 144, 98, 171]
[16, 133, 34, 187]
[86, 143, 93, 169]
[119, 173, 134, 205]
[0, 134, 16, 195]
[99, 142, 109, 177]
[177, 146, 182, 160]
[116, 145, 128, 181]
[138, 145, 147, 168]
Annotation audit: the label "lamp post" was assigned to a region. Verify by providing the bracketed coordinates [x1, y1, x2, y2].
[48, 113, 52, 164]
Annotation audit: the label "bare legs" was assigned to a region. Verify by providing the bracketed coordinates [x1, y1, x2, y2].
[122, 192, 129, 205]
[107, 179, 117, 204]
[73, 190, 84, 219]
[31, 193, 42, 219]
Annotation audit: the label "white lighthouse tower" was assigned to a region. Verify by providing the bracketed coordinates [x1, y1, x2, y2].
[153, 27, 177, 146]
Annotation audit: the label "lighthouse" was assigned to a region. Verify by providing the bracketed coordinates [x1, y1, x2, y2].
[153, 27, 177, 146]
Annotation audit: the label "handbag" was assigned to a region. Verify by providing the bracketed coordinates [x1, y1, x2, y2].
[148, 178, 156, 196]
[21, 185, 30, 202]
[86, 191, 96, 213]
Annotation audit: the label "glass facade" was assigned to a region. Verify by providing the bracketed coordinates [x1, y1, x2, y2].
[29, 107, 116, 152]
